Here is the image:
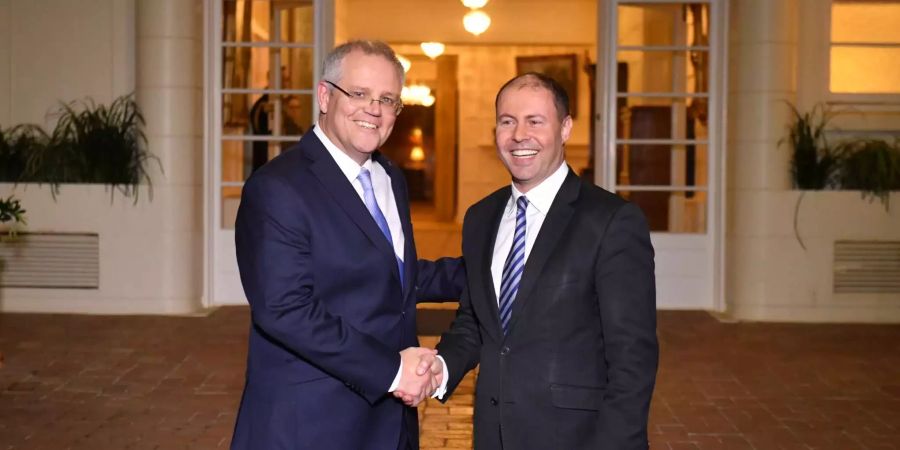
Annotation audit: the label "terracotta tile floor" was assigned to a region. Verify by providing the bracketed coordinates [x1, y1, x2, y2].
[1, 308, 898, 449]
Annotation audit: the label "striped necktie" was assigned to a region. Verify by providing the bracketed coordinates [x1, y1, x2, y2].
[498, 196, 528, 335]
[358, 167, 404, 287]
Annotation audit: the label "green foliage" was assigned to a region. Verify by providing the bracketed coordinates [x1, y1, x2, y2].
[1, 95, 159, 202]
[0, 124, 47, 182]
[837, 138, 900, 208]
[782, 103, 843, 190]
[0, 195, 27, 238]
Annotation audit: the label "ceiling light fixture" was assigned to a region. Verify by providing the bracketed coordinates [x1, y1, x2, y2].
[420, 42, 445, 59]
[463, 10, 491, 36]
[461, 0, 489, 8]
[401, 84, 436, 107]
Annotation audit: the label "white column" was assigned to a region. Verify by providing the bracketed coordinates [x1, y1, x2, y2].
[135, 0, 204, 313]
[725, 0, 799, 318]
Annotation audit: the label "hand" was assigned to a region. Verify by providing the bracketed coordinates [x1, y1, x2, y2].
[393, 347, 441, 406]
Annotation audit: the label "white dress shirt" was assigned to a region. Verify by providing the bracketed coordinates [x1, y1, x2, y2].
[435, 161, 570, 398]
[313, 125, 405, 261]
[490, 161, 569, 303]
[313, 124, 409, 393]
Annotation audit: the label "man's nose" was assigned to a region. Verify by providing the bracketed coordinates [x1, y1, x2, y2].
[513, 122, 528, 141]
[363, 99, 383, 116]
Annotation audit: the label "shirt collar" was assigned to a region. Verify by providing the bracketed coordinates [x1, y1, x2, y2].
[508, 161, 569, 216]
[313, 123, 373, 182]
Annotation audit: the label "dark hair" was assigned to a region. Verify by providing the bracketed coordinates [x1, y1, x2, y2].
[494, 72, 570, 121]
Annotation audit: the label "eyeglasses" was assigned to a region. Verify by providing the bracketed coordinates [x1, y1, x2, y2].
[323, 80, 403, 115]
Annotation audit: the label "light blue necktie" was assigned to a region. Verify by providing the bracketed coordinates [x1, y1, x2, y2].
[498, 196, 528, 335]
[358, 167, 404, 287]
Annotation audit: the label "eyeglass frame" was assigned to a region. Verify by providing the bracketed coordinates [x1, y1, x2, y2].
[323, 80, 404, 115]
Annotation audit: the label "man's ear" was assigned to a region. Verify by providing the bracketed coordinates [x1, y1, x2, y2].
[560, 115, 573, 142]
[316, 81, 330, 114]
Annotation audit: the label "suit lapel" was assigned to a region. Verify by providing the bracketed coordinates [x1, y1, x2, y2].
[505, 170, 581, 336]
[475, 188, 509, 343]
[376, 152, 415, 303]
[305, 134, 399, 279]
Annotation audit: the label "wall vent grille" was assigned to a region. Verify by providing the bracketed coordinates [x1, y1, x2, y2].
[834, 240, 900, 294]
[0, 233, 99, 289]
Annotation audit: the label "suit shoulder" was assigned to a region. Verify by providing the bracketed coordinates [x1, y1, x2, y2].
[575, 180, 650, 232]
[578, 179, 628, 209]
[464, 185, 509, 220]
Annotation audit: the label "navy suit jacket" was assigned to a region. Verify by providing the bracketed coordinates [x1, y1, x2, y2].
[231, 130, 464, 450]
[437, 170, 658, 449]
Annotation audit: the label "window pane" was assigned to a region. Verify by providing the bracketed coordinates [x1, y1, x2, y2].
[618, 3, 709, 47]
[616, 50, 709, 94]
[616, 145, 708, 189]
[278, 1, 314, 44]
[222, 46, 314, 90]
[830, 46, 900, 93]
[222, 93, 313, 137]
[616, 190, 707, 233]
[831, 2, 900, 44]
[224, 0, 314, 43]
[222, 184, 242, 229]
[615, 101, 710, 142]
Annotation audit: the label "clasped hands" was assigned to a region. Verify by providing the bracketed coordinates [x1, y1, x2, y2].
[393, 347, 443, 406]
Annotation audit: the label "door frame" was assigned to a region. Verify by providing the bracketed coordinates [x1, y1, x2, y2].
[595, 0, 728, 311]
[203, 0, 333, 307]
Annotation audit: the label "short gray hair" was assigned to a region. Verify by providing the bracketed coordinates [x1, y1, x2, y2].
[322, 40, 405, 86]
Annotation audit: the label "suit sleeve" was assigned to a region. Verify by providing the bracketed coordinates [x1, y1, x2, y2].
[235, 174, 399, 405]
[415, 257, 466, 303]
[434, 284, 482, 402]
[594, 202, 659, 449]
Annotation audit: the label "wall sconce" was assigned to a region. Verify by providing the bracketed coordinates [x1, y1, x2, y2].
[420, 42, 445, 59]
[409, 146, 426, 162]
[463, 10, 491, 36]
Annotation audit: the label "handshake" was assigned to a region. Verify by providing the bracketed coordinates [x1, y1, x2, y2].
[392, 347, 444, 407]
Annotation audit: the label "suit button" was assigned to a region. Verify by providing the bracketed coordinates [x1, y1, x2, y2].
[500, 346, 510, 356]
[490, 397, 498, 406]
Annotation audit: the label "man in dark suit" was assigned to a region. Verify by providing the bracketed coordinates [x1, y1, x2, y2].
[231, 40, 463, 450]
[426, 73, 658, 449]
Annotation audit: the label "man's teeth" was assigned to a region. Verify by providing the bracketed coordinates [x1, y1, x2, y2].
[355, 121, 377, 129]
[510, 149, 538, 157]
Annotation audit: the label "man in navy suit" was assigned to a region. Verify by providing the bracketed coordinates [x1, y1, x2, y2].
[231, 40, 464, 450]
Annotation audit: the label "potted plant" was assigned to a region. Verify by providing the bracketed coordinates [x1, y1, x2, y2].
[837, 138, 900, 209]
[10, 94, 159, 201]
[0, 124, 46, 183]
[783, 103, 843, 190]
[0, 195, 27, 239]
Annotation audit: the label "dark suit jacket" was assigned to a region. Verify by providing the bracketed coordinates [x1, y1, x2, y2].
[231, 130, 464, 450]
[437, 169, 658, 449]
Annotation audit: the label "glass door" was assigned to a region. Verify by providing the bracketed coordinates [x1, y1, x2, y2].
[599, 0, 726, 309]
[207, 0, 330, 305]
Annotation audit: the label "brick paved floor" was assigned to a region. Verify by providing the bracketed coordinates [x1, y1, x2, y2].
[1, 308, 899, 449]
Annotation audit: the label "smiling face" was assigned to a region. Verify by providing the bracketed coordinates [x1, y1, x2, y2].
[494, 82, 573, 193]
[317, 50, 402, 165]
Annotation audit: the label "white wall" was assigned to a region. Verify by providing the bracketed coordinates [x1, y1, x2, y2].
[0, 0, 205, 315]
[0, 0, 134, 128]
[726, 0, 900, 322]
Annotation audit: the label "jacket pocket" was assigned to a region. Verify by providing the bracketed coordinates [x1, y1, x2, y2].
[550, 383, 604, 411]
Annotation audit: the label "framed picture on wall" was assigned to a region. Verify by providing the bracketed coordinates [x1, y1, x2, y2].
[516, 54, 578, 118]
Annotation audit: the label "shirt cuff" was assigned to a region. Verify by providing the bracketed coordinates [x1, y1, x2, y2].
[431, 355, 449, 399]
[388, 360, 402, 392]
